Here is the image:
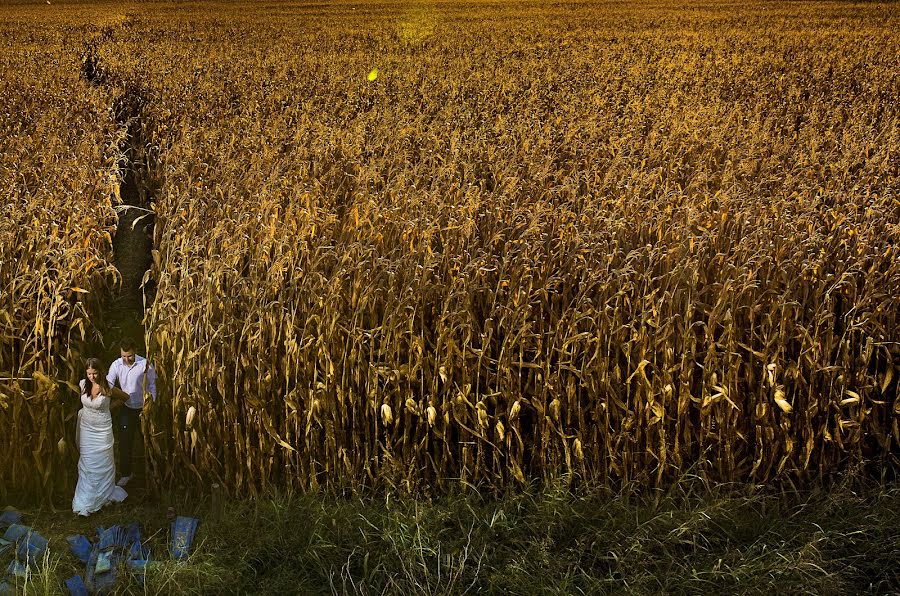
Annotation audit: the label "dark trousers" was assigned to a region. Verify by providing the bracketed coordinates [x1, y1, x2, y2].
[117, 406, 142, 477]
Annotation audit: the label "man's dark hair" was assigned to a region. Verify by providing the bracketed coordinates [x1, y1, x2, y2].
[120, 338, 136, 353]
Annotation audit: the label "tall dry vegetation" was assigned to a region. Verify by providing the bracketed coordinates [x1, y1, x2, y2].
[3, 1, 899, 497]
[0, 10, 127, 496]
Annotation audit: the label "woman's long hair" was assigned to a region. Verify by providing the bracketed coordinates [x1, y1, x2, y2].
[83, 357, 112, 396]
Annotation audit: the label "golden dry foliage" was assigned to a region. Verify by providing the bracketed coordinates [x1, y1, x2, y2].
[3, 0, 900, 496]
[115, 1, 899, 493]
[0, 11, 123, 497]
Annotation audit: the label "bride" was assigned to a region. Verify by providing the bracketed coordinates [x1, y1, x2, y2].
[72, 358, 128, 516]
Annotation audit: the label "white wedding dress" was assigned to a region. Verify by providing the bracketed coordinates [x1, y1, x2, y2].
[72, 381, 127, 515]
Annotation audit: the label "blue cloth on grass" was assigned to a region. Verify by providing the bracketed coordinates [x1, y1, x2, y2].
[65, 575, 89, 596]
[170, 516, 199, 560]
[95, 550, 113, 574]
[16, 529, 48, 564]
[0, 524, 29, 557]
[93, 561, 118, 594]
[1, 524, 29, 544]
[0, 511, 21, 529]
[129, 540, 150, 560]
[76, 521, 149, 593]
[124, 522, 141, 546]
[124, 521, 144, 562]
[67, 535, 92, 564]
[85, 546, 118, 595]
[4, 560, 27, 579]
[97, 525, 125, 550]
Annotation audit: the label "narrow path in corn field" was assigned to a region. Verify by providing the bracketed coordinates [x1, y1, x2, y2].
[85, 42, 159, 495]
[107, 115, 155, 355]
[79, 41, 156, 355]
[79, 37, 163, 502]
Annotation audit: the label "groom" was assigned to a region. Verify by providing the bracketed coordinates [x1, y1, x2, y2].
[107, 338, 157, 487]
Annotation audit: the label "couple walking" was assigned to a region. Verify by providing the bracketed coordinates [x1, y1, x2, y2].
[71, 339, 157, 517]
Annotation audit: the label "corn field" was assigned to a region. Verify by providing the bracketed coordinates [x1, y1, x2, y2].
[0, 9, 127, 497]
[1, 1, 898, 498]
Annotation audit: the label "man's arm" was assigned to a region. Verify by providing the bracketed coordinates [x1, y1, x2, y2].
[106, 360, 119, 388]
